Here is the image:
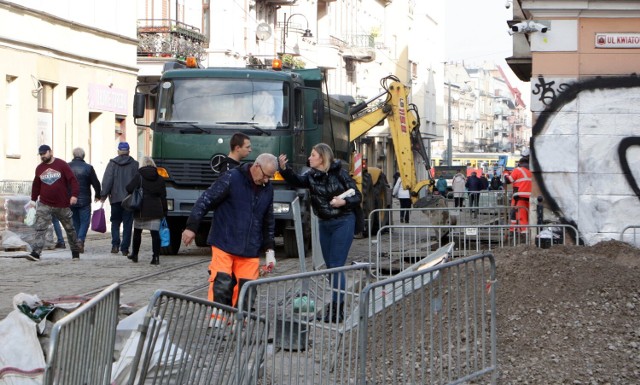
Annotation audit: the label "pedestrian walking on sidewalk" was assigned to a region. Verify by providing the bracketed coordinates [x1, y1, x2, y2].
[68, 147, 101, 253]
[182, 153, 277, 313]
[100, 142, 139, 257]
[28, 145, 81, 261]
[126, 157, 167, 265]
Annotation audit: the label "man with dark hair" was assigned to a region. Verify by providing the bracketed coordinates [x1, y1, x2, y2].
[68, 147, 101, 253]
[100, 142, 139, 256]
[27, 145, 81, 261]
[217, 132, 252, 172]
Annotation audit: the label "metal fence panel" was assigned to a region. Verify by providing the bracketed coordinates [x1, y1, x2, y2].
[127, 290, 267, 385]
[620, 225, 640, 247]
[236, 264, 374, 385]
[357, 253, 498, 385]
[44, 283, 120, 385]
[370, 221, 578, 277]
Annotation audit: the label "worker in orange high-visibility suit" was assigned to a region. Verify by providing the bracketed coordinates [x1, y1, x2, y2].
[505, 157, 532, 232]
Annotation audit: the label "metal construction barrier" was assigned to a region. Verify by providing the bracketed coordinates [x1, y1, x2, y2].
[126, 249, 497, 384]
[43, 283, 120, 385]
[370, 223, 579, 278]
[126, 290, 267, 385]
[442, 190, 513, 208]
[236, 264, 374, 385]
[357, 252, 498, 385]
[620, 225, 640, 247]
[369, 205, 523, 263]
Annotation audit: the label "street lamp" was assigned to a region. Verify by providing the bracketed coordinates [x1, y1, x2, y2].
[281, 13, 313, 55]
[445, 80, 471, 166]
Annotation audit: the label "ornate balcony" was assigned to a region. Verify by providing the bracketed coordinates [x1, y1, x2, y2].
[137, 19, 207, 61]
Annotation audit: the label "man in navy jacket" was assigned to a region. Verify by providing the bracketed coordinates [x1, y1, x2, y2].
[182, 153, 276, 312]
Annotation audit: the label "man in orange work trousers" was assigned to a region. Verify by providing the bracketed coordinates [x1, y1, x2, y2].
[505, 156, 532, 233]
[181, 153, 278, 323]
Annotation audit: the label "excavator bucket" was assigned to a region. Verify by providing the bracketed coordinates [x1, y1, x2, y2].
[413, 193, 450, 226]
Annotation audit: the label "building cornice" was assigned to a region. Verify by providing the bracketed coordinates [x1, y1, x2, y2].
[0, 0, 137, 45]
[0, 37, 139, 75]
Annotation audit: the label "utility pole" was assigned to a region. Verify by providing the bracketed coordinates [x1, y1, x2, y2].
[447, 81, 452, 167]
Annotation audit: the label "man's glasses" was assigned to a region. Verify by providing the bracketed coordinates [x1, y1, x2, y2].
[257, 164, 274, 179]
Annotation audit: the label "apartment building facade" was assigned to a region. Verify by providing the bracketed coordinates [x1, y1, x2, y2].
[0, 0, 139, 192]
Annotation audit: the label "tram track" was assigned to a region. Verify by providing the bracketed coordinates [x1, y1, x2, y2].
[79, 258, 210, 297]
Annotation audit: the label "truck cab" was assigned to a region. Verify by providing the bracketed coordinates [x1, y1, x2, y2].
[134, 64, 351, 257]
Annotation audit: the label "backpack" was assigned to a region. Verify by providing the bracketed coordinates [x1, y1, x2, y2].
[490, 176, 501, 190]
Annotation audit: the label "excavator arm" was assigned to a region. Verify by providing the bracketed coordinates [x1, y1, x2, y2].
[349, 75, 435, 205]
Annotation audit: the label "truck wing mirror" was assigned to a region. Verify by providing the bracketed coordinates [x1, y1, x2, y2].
[133, 93, 146, 119]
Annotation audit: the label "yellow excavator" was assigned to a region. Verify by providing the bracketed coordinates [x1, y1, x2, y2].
[349, 75, 448, 231]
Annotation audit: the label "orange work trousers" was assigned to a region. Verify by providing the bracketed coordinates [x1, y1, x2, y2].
[208, 246, 259, 308]
[510, 198, 529, 232]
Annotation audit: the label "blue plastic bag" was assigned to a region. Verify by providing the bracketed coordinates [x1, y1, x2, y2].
[159, 218, 170, 247]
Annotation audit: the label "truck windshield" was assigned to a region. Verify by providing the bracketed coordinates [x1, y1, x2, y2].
[157, 78, 288, 129]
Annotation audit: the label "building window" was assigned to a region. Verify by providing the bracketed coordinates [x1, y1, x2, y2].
[37, 81, 55, 146]
[5, 75, 19, 158]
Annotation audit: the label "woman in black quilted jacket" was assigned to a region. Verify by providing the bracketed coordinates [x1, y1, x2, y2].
[278, 143, 362, 323]
[125, 156, 167, 265]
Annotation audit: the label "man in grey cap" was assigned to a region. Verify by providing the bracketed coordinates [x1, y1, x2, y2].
[100, 142, 139, 256]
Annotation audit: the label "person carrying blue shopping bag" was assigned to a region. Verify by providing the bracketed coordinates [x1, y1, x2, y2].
[125, 156, 167, 265]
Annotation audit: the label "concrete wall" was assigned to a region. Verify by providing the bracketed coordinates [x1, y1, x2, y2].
[529, 17, 640, 245]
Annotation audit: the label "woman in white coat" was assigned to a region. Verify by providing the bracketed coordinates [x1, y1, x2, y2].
[452, 170, 467, 208]
[392, 177, 412, 223]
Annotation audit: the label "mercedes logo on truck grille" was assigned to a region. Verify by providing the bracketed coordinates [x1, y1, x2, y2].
[210, 154, 227, 174]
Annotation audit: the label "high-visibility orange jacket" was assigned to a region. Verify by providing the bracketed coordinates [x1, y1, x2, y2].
[507, 166, 532, 200]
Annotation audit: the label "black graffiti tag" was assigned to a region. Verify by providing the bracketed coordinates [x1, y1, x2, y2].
[532, 75, 570, 106]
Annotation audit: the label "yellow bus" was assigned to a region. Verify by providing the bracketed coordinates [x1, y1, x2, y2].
[432, 152, 519, 175]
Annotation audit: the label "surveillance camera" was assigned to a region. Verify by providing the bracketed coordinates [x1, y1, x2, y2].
[510, 22, 528, 33]
[527, 21, 550, 33]
[505, 0, 512, 9]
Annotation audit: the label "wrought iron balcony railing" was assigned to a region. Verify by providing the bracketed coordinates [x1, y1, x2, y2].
[137, 19, 207, 61]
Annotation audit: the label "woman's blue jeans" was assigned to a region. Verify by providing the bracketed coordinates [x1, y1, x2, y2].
[319, 212, 356, 303]
[71, 205, 92, 242]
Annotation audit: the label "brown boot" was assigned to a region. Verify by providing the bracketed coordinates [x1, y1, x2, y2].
[78, 240, 85, 253]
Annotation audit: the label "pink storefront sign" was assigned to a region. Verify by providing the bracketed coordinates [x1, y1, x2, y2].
[88, 84, 128, 115]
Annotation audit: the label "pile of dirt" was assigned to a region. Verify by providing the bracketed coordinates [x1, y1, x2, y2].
[491, 240, 640, 383]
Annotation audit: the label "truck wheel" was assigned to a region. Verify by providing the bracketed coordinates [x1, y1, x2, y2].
[160, 217, 185, 255]
[283, 226, 310, 259]
[283, 228, 297, 259]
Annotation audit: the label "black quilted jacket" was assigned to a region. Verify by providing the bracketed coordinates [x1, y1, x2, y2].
[280, 161, 362, 220]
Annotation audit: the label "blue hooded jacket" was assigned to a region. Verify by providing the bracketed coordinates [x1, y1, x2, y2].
[185, 163, 275, 257]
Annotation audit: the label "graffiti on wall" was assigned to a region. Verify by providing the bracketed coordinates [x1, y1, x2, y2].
[531, 74, 640, 245]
